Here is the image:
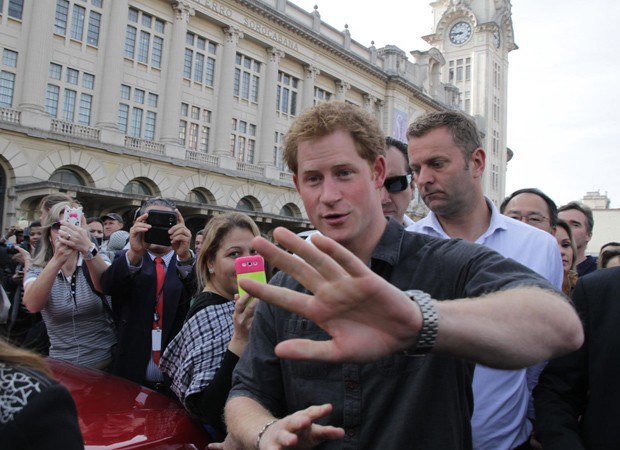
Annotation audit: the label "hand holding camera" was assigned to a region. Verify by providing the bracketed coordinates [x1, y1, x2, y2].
[128, 208, 192, 263]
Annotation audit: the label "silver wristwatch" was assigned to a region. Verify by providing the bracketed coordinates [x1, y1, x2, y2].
[82, 243, 98, 261]
[403, 290, 438, 355]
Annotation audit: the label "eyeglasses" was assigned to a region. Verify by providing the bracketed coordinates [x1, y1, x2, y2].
[383, 174, 412, 193]
[506, 213, 549, 225]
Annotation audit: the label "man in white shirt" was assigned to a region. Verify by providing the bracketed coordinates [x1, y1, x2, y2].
[406, 111, 563, 450]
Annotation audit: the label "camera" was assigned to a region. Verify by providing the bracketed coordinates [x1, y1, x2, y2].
[144, 210, 177, 246]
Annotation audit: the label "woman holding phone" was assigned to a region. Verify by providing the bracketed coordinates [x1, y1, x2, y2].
[23, 202, 116, 369]
[160, 212, 260, 441]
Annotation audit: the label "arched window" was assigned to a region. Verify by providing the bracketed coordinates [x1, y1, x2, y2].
[50, 168, 85, 186]
[188, 189, 208, 205]
[279, 204, 294, 217]
[123, 180, 151, 196]
[236, 198, 254, 211]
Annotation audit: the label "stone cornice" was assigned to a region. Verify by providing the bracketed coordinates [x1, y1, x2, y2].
[232, 0, 388, 80]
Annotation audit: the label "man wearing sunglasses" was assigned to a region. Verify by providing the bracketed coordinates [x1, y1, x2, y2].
[406, 111, 564, 450]
[381, 137, 415, 227]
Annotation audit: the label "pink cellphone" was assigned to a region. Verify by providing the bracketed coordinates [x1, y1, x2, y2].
[235, 255, 267, 299]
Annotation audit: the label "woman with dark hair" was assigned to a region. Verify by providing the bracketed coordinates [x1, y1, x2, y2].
[0, 337, 83, 449]
[555, 219, 579, 296]
[23, 202, 116, 369]
[160, 212, 260, 441]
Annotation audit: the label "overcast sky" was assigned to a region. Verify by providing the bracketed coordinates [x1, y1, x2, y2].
[291, 0, 620, 208]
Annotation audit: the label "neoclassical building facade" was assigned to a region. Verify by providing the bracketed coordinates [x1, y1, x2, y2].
[0, 0, 513, 234]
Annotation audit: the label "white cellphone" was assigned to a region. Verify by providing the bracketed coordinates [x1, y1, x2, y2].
[64, 206, 83, 227]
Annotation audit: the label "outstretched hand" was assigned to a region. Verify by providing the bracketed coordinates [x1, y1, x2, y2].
[238, 227, 423, 363]
[210, 404, 344, 450]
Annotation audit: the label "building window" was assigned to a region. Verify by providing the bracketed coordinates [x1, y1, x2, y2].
[491, 164, 499, 191]
[463, 91, 471, 114]
[50, 168, 85, 186]
[314, 86, 332, 105]
[1, 0, 23, 20]
[118, 84, 158, 139]
[184, 32, 217, 87]
[274, 131, 286, 171]
[236, 198, 254, 211]
[54, 0, 102, 46]
[66, 68, 79, 85]
[125, 7, 165, 69]
[123, 179, 151, 196]
[280, 204, 294, 217]
[493, 95, 500, 122]
[2, 49, 18, 68]
[233, 53, 261, 103]
[45, 85, 60, 117]
[0, 49, 18, 108]
[230, 118, 257, 163]
[0, 71, 15, 107]
[276, 71, 299, 116]
[188, 189, 208, 204]
[449, 58, 471, 84]
[179, 103, 211, 151]
[45, 63, 95, 125]
[492, 130, 499, 156]
[494, 62, 501, 89]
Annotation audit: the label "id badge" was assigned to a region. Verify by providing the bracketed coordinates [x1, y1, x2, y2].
[152, 329, 162, 351]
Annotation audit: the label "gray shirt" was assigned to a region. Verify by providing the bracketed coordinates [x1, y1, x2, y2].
[230, 219, 553, 449]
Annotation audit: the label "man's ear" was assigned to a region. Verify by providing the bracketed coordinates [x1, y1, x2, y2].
[470, 147, 486, 178]
[372, 155, 387, 189]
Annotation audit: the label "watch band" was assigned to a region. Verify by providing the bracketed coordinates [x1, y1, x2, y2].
[82, 243, 98, 261]
[403, 290, 438, 355]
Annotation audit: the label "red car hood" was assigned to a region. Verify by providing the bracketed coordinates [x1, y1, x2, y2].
[49, 359, 209, 449]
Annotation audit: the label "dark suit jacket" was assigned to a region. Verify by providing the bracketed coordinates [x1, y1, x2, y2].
[534, 266, 620, 450]
[101, 250, 193, 384]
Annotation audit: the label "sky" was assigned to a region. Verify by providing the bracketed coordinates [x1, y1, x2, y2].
[291, 0, 620, 208]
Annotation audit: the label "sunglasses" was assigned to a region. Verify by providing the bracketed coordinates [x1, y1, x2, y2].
[50, 222, 62, 231]
[383, 174, 412, 193]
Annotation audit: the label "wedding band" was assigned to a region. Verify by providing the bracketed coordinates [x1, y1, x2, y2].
[66, 233, 71, 240]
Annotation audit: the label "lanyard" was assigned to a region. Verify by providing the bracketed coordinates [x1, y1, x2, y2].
[153, 286, 164, 329]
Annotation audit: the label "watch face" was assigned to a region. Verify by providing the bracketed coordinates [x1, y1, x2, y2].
[449, 21, 473, 45]
[493, 30, 501, 48]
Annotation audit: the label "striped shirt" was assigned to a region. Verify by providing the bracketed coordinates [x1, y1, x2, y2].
[25, 257, 116, 367]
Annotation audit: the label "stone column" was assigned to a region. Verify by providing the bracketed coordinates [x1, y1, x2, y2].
[213, 27, 243, 157]
[301, 65, 320, 112]
[96, 0, 129, 145]
[376, 99, 385, 129]
[161, 1, 194, 149]
[18, 0, 55, 129]
[335, 81, 350, 101]
[257, 48, 285, 167]
[363, 94, 376, 114]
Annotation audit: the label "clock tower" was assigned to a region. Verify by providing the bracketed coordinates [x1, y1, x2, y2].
[423, 0, 517, 205]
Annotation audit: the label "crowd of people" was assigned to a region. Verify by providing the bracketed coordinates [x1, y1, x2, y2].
[0, 101, 617, 449]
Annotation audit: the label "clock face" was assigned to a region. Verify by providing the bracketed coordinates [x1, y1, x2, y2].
[449, 21, 473, 45]
[493, 30, 501, 48]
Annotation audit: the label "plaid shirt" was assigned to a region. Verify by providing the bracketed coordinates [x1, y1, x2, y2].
[160, 292, 233, 405]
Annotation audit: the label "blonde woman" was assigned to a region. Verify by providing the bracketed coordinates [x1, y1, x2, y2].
[161, 212, 260, 441]
[23, 202, 116, 369]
